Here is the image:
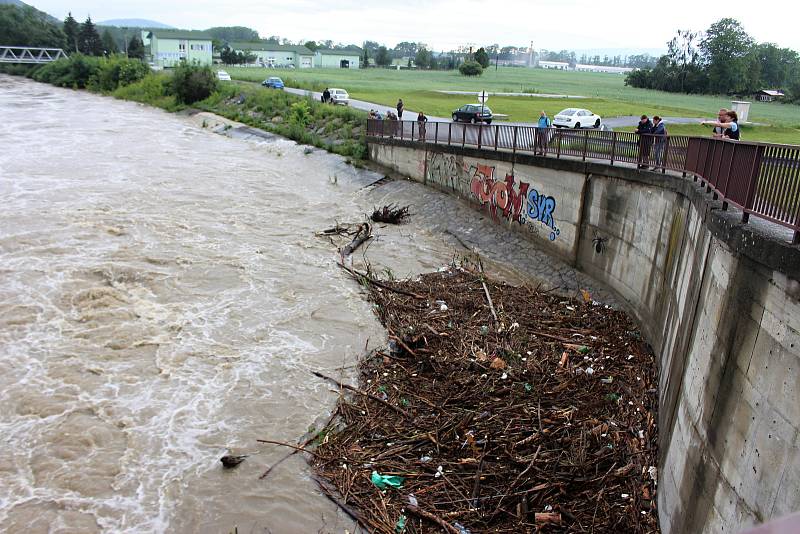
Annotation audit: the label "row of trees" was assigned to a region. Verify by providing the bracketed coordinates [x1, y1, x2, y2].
[625, 18, 800, 100]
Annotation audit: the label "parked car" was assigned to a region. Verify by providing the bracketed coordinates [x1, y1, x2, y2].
[452, 104, 493, 124]
[329, 88, 350, 105]
[217, 70, 231, 81]
[553, 108, 601, 129]
[262, 76, 285, 89]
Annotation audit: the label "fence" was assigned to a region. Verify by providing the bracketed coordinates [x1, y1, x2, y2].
[366, 119, 800, 243]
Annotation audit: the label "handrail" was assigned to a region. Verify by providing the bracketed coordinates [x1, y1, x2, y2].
[365, 119, 800, 244]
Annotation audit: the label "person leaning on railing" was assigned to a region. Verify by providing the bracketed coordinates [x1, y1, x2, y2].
[536, 111, 551, 155]
[701, 110, 740, 140]
[651, 116, 667, 169]
[636, 115, 654, 169]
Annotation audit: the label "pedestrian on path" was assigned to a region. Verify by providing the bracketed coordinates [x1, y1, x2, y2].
[536, 111, 551, 155]
[651, 116, 667, 169]
[322, 88, 331, 104]
[397, 99, 404, 119]
[636, 114, 654, 169]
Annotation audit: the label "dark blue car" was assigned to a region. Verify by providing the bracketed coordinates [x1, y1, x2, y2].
[262, 77, 285, 89]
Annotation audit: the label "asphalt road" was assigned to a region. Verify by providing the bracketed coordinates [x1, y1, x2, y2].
[281, 86, 705, 130]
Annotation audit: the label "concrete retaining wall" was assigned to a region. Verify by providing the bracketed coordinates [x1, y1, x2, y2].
[370, 140, 800, 533]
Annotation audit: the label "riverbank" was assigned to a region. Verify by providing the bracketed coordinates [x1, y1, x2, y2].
[1, 61, 369, 162]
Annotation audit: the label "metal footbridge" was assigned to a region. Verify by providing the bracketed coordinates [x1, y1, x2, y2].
[0, 46, 68, 64]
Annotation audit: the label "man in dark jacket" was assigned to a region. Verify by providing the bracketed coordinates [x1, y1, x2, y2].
[636, 115, 654, 169]
[651, 116, 667, 169]
[397, 98, 404, 119]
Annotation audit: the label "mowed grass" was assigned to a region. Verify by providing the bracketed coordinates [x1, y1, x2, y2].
[226, 67, 800, 135]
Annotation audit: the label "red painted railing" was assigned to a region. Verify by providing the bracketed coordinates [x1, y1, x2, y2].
[366, 119, 800, 243]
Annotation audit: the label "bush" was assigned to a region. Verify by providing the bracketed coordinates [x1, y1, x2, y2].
[90, 55, 150, 92]
[112, 73, 179, 110]
[171, 62, 218, 104]
[459, 60, 483, 77]
[289, 100, 312, 127]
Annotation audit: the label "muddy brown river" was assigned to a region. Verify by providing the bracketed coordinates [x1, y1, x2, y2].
[0, 75, 466, 533]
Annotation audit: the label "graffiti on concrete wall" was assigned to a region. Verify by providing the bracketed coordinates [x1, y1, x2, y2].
[467, 163, 561, 241]
[427, 152, 464, 191]
[424, 153, 562, 242]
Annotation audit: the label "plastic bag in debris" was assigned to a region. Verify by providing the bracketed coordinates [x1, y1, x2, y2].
[394, 515, 407, 533]
[371, 470, 405, 489]
[453, 522, 471, 534]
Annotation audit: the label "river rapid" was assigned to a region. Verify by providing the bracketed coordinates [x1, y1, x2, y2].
[0, 75, 458, 533]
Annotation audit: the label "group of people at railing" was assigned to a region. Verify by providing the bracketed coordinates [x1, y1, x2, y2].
[635, 115, 668, 169]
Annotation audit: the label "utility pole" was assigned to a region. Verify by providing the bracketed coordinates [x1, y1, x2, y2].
[529, 41, 534, 67]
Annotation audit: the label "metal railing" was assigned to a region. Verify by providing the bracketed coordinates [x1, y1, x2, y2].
[0, 46, 68, 64]
[366, 119, 800, 243]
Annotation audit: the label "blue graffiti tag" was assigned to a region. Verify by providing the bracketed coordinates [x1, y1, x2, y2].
[526, 189, 561, 241]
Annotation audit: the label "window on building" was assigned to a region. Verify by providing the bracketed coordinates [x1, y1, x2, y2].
[179, 43, 186, 51]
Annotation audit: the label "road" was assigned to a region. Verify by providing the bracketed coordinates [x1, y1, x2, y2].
[282, 87, 705, 130]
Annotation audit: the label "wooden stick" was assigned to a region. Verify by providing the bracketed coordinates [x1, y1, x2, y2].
[338, 262, 425, 299]
[312, 370, 412, 418]
[477, 260, 498, 322]
[255, 439, 320, 457]
[406, 505, 461, 534]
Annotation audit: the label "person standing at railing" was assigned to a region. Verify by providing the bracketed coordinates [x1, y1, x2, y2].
[636, 114, 654, 169]
[417, 111, 428, 141]
[702, 110, 740, 140]
[651, 116, 667, 169]
[536, 111, 551, 155]
[397, 99, 404, 119]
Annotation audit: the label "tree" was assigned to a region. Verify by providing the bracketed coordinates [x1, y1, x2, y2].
[127, 34, 145, 60]
[415, 47, 431, 69]
[361, 47, 369, 68]
[375, 46, 391, 67]
[667, 29, 701, 92]
[63, 12, 79, 53]
[459, 60, 483, 76]
[701, 18, 755, 94]
[78, 16, 103, 56]
[101, 29, 118, 55]
[304, 40, 318, 51]
[0, 5, 65, 48]
[474, 47, 489, 68]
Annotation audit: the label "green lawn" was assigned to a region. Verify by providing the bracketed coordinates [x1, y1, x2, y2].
[226, 67, 800, 136]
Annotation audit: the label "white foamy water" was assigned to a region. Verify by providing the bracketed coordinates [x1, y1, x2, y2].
[0, 75, 456, 533]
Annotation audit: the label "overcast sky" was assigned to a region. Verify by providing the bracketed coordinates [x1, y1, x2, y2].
[31, 0, 800, 52]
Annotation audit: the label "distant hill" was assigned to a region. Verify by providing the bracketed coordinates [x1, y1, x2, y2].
[0, 0, 60, 24]
[98, 18, 173, 29]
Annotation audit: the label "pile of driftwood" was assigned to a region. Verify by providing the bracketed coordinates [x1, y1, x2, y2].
[308, 265, 660, 533]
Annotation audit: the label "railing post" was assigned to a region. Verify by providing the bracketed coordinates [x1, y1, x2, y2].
[494, 125, 499, 151]
[462, 124, 467, 148]
[741, 144, 764, 225]
[662, 136, 670, 173]
[477, 124, 483, 149]
[582, 129, 588, 161]
[448, 123, 452, 145]
[556, 130, 562, 158]
[401, 120, 405, 141]
[411, 121, 414, 141]
[435, 122, 439, 145]
[610, 131, 617, 165]
[512, 126, 518, 155]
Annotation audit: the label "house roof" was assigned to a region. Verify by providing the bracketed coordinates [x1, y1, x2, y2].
[758, 90, 785, 96]
[230, 42, 314, 55]
[316, 47, 362, 56]
[148, 30, 213, 41]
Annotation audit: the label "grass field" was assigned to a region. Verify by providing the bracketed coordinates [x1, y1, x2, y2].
[226, 67, 800, 143]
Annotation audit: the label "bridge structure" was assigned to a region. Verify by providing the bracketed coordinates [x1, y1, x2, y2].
[0, 46, 68, 64]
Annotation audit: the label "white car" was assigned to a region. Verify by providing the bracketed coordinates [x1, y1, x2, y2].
[553, 108, 602, 129]
[217, 70, 231, 81]
[329, 88, 350, 105]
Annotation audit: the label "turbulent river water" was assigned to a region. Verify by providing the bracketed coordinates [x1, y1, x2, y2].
[0, 75, 463, 533]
